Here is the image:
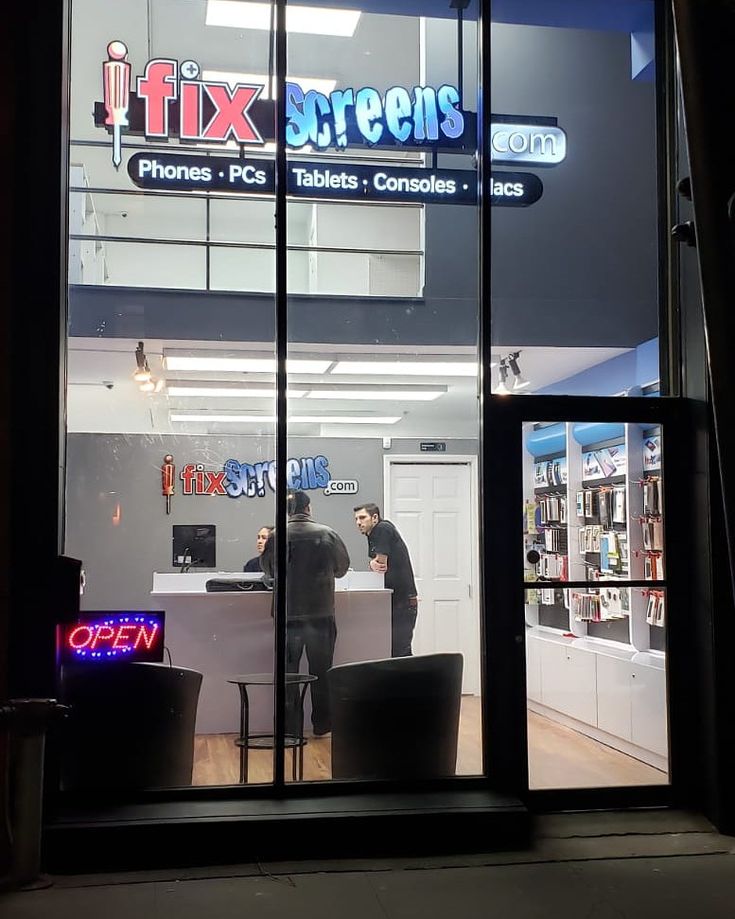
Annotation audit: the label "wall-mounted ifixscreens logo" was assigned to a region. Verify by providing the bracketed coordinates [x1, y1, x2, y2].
[174, 454, 355, 499]
[172, 455, 359, 500]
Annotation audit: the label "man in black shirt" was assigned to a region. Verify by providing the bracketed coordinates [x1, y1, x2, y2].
[354, 503, 418, 657]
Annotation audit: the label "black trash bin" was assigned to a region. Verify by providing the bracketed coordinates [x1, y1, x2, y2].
[0, 698, 68, 890]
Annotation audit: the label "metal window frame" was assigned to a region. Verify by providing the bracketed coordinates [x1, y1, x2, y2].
[5, 0, 707, 818]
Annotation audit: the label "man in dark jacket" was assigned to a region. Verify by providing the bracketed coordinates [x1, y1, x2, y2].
[262, 491, 350, 736]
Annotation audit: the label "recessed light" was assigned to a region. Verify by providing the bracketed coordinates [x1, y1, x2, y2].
[331, 361, 478, 377]
[206, 1, 361, 37]
[293, 416, 401, 425]
[170, 413, 400, 425]
[171, 414, 276, 423]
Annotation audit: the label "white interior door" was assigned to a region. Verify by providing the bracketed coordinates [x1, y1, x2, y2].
[387, 461, 480, 695]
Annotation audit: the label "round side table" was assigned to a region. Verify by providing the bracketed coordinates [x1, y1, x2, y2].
[226, 673, 317, 783]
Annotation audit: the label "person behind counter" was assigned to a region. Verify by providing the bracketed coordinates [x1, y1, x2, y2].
[354, 502, 418, 658]
[261, 491, 350, 736]
[243, 526, 274, 572]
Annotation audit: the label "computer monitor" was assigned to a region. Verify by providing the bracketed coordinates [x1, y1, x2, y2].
[172, 524, 216, 569]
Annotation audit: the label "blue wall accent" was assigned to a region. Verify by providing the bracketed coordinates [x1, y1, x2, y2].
[571, 422, 625, 447]
[631, 29, 655, 82]
[525, 422, 567, 457]
[537, 337, 659, 397]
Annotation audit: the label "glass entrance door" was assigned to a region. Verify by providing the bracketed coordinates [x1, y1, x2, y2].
[482, 395, 678, 798]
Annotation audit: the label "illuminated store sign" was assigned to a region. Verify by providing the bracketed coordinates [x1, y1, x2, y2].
[128, 152, 544, 207]
[489, 121, 566, 166]
[96, 42, 567, 169]
[61, 612, 165, 663]
[285, 81, 463, 149]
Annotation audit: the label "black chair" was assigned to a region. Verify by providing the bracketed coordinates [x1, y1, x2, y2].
[328, 653, 463, 781]
[60, 662, 202, 791]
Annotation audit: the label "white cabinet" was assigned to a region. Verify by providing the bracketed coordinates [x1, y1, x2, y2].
[526, 635, 542, 703]
[540, 641, 597, 726]
[529, 635, 668, 761]
[596, 654, 633, 741]
[631, 662, 668, 757]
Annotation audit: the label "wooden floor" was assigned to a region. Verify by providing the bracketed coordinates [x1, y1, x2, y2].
[193, 697, 668, 788]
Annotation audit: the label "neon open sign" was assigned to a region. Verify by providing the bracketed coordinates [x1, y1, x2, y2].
[61, 612, 165, 663]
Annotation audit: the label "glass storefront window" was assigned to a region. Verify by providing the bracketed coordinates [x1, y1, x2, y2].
[59, 0, 668, 798]
[490, 1, 662, 397]
[62, 0, 484, 791]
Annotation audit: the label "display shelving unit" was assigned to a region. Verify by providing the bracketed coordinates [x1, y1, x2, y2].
[523, 421, 668, 774]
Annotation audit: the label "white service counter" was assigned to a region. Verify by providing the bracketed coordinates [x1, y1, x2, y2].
[151, 571, 392, 734]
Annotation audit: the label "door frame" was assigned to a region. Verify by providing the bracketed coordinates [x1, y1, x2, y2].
[383, 454, 481, 695]
[482, 393, 694, 807]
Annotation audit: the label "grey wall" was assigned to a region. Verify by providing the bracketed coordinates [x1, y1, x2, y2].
[425, 21, 659, 348]
[66, 434, 477, 611]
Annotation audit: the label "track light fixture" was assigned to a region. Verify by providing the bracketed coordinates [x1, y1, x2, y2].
[493, 351, 530, 395]
[133, 341, 152, 383]
[493, 361, 510, 395]
[134, 341, 165, 393]
[507, 351, 531, 391]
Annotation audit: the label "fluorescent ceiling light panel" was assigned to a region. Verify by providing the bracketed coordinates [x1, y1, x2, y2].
[171, 414, 275, 423]
[171, 414, 400, 424]
[206, 1, 361, 37]
[306, 389, 444, 401]
[331, 361, 478, 377]
[164, 356, 331, 374]
[293, 416, 401, 424]
[203, 70, 337, 100]
[167, 386, 306, 398]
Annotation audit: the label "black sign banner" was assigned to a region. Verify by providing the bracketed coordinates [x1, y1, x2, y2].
[127, 153, 543, 207]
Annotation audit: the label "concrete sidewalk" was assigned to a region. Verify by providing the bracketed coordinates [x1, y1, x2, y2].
[2, 810, 734, 919]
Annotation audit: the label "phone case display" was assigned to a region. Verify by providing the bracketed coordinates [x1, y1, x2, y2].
[523, 437, 570, 631]
[640, 475, 664, 578]
[534, 458, 567, 488]
[576, 441, 629, 582]
[524, 422, 667, 652]
[531, 485, 568, 582]
[571, 585, 629, 622]
[639, 433, 665, 616]
[645, 589, 666, 627]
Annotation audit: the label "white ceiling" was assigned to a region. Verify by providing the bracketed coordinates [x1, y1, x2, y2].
[67, 338, 631, 438]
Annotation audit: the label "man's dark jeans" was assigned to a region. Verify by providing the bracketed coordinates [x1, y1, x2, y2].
[286, 616, 337, 735]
